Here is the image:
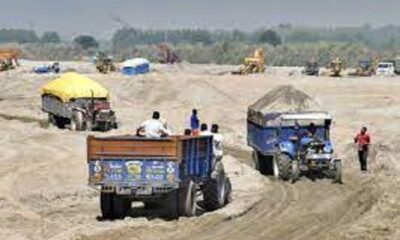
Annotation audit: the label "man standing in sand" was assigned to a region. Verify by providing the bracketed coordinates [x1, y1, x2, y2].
[354, 127, 371, 173]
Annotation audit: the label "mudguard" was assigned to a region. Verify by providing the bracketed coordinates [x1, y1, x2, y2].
[278, 141, 296, 160]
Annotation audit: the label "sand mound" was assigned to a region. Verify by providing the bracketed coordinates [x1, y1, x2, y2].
[249, 84, 320, 113]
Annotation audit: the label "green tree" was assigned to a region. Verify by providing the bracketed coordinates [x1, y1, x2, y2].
[258, 29, 282, 46]
[41, 31, 61, 43]
[74, 35, 99, 50]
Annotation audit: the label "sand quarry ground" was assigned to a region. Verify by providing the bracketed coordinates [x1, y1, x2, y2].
[0, 61, 400, 240]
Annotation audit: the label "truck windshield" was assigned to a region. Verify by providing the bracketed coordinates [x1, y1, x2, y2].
[378, 64, 389, 69]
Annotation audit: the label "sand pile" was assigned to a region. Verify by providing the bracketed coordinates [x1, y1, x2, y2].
[249, 84, 320, 113]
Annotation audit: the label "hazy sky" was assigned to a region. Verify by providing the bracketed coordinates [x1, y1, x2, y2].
[0, 0, 399, 38]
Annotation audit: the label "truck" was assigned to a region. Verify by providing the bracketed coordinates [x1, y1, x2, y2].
[41, 72, 118, 131]
[247, 110, 342, 184]
[87, 135, 231, 219]
[302, 61, 319, 76]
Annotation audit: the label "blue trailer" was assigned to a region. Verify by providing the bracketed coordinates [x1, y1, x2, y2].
[247, 110, 342, 183]
[87, 135, 231, 219]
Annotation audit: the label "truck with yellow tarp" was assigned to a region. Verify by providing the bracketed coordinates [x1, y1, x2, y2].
[41, 72, 118, 131]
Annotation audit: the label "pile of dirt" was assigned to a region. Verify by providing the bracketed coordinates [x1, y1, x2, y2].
[249, 84, 320, 113]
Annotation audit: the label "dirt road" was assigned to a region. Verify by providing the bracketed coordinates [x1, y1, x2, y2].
[0, 62, 399, 240]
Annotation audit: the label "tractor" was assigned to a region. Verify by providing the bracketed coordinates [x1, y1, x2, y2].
[247, 111, 342, 184]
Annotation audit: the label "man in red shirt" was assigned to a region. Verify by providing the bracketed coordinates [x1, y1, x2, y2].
[354, 127, 371, 172]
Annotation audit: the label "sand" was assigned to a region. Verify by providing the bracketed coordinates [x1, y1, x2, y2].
[0, 61, 399, 240]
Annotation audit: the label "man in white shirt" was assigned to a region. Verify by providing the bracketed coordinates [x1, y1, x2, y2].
[211, 124, 224, 160]
[199, 123, 212, 136]
[136, 111, 171, 138]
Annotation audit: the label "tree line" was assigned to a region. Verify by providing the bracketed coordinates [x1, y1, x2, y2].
[2, 25, 400, 66]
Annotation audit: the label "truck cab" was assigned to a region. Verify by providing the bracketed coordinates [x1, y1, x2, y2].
[376, 62, 395, 76]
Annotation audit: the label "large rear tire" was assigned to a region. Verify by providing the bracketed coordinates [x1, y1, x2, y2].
[178, 181, 197, 217]
[291, 160, 300, 183]
[277, 153, 292, 181]
[203, 162, 227, 211]
[333, 160, 343, 184]
[71, 111, 84, 131]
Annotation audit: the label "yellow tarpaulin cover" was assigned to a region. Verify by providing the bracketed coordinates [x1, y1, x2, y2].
[41, 72, 109, 102]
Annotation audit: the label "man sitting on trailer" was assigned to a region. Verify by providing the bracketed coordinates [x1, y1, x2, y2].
[137, 111, 171, 138]
[211, 124, 224, 161]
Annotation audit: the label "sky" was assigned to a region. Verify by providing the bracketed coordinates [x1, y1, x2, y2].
[0, 0, 399, 39]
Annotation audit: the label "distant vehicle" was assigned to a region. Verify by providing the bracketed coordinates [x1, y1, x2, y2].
[302, 61, 319, 76]
[247, 110, 342, 184]
[41, 73, 118, 131]
[376, 62, 395, 76]
[88, 135, 231, 219]
[394, 57, 400, 75]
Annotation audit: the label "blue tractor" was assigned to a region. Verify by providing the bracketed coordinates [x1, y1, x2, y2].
[247, 110, 342, 183]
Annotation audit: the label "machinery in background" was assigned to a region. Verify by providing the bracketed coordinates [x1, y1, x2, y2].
[94, 52, 116, 74]
[232, 48, 266, 75]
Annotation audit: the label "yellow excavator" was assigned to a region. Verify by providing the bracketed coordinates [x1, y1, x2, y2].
[327, 57, 346, 77]
[232, 48, 266, 75]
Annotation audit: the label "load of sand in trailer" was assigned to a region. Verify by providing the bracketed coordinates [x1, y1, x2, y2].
[248, 85, 321, 121]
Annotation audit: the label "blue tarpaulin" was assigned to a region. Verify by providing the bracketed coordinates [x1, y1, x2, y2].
[121, 58, 150, 76]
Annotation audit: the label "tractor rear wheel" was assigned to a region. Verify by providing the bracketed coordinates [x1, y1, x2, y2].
[178, 180, 197, 217]
[277, 154, 292, 181]
[333, 160, 343, 184]
[291, 160, 300, 183]
[203, 164, 226, 211]
[71, 110, 84, 131]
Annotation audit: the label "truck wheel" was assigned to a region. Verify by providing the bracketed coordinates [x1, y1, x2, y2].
[277, 154, 292, 181]
[112, 195, 131, 219]
[252, 151, 260, 171]
[100, 191, 114, 219]
[48, 114, 56, 126]
[333, 160, 343, 184]
[203, 167, 226, 211]
[291, 160, 300, 183]
[54, 116, 67, 129]
[178, 180, 197, 217]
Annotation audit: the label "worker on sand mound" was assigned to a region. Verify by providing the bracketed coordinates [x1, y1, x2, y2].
[137, 111, 171, 138]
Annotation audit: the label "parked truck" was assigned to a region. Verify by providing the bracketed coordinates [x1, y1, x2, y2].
[247, 110, 342, 183]
[41, 73, 118, 131]
[87, 135, 231, 219]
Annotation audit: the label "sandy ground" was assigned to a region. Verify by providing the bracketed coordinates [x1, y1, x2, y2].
[0, 61, 400, 240]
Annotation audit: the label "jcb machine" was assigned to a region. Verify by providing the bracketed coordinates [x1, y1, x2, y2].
[94, 52, 116, 74]
[327, 58, 345, 77]
[41, 73, 118, 131]
[348, 59, 377, 77]
[87, 135, 231, 219]
[158, 44, 181, 64]
[0, 48, 20, 72]
[232, 48, 266, 75]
